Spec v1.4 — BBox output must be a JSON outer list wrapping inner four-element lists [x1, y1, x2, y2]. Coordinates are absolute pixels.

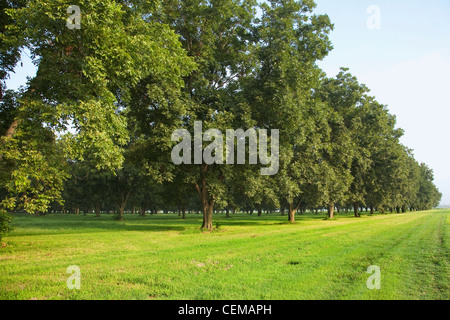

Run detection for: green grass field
[[1, 210, 448, 300]]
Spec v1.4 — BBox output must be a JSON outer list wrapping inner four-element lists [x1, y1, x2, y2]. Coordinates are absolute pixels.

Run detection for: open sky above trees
[[314, 0, 450, 205]]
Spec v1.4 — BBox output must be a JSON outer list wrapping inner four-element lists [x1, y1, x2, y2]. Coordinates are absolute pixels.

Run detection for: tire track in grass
[[356, 212, 447, 300], [165, 212, 433, 299], [1, 214, 423, 299], [109, 212, 430, 299], [312, 212, 445, 300], [263, 212, 435, 299], [50, 214, 405, 299], [1, 211, 445, 299], [434, 212, 450, 298], [397, 211, 449, 300], [259, 212, 434, 299]]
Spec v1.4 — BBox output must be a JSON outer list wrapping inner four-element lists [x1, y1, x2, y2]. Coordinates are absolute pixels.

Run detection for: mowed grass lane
[[0, 210, 448, 300]]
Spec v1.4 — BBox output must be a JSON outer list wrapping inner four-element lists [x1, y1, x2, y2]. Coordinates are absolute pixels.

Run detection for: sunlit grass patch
[[0, 210, 448, 300]]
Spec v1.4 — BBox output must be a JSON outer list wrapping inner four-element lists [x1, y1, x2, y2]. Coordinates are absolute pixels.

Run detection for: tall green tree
[[1, 0, 193, 213], [154, 0, 258, 230], [416, 163, 442, 210], [314, 69, 361, 218], [242, 0, 333, 223]]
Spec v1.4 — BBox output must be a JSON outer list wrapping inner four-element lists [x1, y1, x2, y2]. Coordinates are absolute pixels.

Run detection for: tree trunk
[[119, 203, 125, 221], [257, 206, 262, 217], [118, 193, 130, 221], [225, 207, 230, 218], [195, 166, 215, 231], [288, 203, 296, 223], [353, 202, 360, 217], [201, 203, 213, 230], [95, 204, 101, 217], [370, 206, 374, 215], [182, 207, 186, 220], [327, 203, 335, 219]]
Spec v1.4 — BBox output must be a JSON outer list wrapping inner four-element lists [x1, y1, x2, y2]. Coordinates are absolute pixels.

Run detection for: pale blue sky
[[314, 0, 450, 205], [5, 0, 450, 204]]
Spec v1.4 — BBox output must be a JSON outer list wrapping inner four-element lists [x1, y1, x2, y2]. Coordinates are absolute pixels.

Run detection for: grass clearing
[[0, 210, 448, 300]]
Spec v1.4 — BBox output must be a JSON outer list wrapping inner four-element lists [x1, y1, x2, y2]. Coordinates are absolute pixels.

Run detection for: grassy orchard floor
[[0, 210, 448, 300]]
